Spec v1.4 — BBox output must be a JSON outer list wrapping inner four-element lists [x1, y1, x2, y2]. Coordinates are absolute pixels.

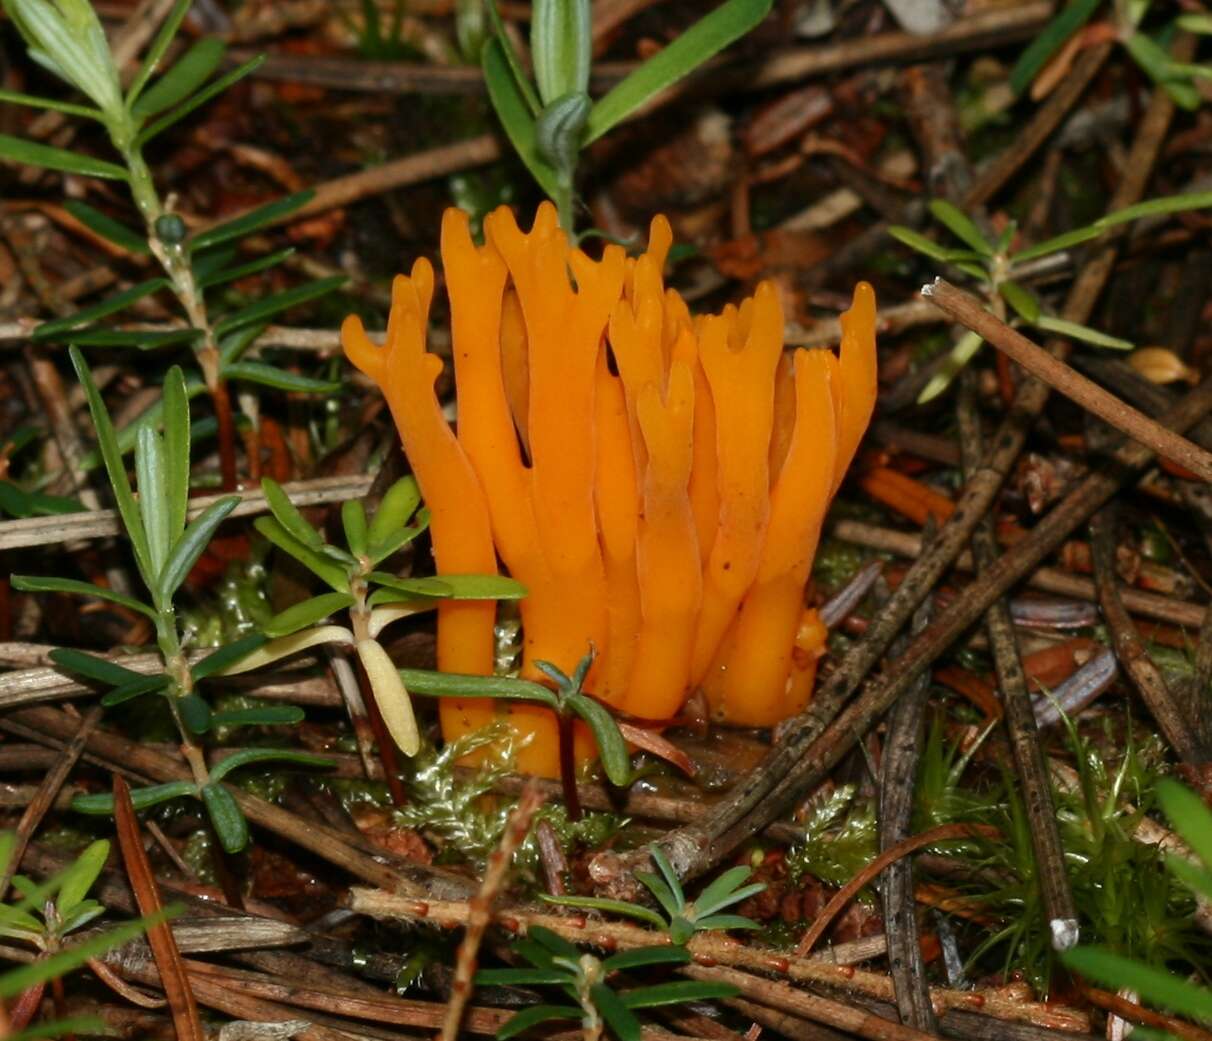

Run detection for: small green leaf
[[201, 783, 249, 853], [888, 226, 984, 266], [1158, 779, 1212, 868], [367, 476, 421, 544], [1176, 13, 1212, 33], [100, 673, 170, 706], [538, 893, 667, 930], [192, 191, 315, 252], [62, 200, 149, 254], [72, 780, 197, 815], [264, 592, 356, 637], [483, 0, 541, 114], [0, 88, 100, 119], [917, 330, 983, 404], [135, 425, 170, 578], [483, 37, 561, 201], [585, 0, 771, 143], [527, 924, 581, 960], [367, 574, 453, 598], [208, 748, 333, 784], [197, 246, 295, 290], [125, 0, 191, 107], [565, 693, 630, 786], [634, 871, 680, 920], [12, 575, 155, 618], [494, 1006, 579, 1039], [65, 328, 203, 350], [0, 133, 128, 180], [222, 360, 341, 394], [648, 845, 684, 909], [1123, 32, 1202, 111], [32, 279, 168, 341], [190, 633, 269, 680], [400, 668, 559, 708], [161, 366, 191, 545], [55, 839, 109, 915], [255, 515, 349, 594], [1009, 224, 1104, 263], [601, 947, 690, 973], [532, 0, 590, 105], [693, 864, 756, 917], [260, 478, 324, 548], [591, 983, 642, 1041], [210, 705, 305, 727], [218, 322, 267, 365], [1008, 0, 1101, 95], [1095, 190, 1212, 230], [366, 521, 428, 567], [341, 499, 368, 558], [47, 647, 146, 687], [179, 692, 212, 734], [619, 980, 740, 1009], [132, 36, 226, 117], [214, 275, 346, 336], [158, 496, 240, 602], [0, 482, 82, 518], [997, 281, 1040, 323], [1034, 315, 1133, 350], [59, 899, 105, 935], [928, 199, 993, 256], [693, 913, 762, 931], [136, 53, 267, 146]]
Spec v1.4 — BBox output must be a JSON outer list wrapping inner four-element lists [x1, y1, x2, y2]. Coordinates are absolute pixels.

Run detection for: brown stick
[[923, 279, 1212, 483], [441, 784, 544, 1041], [957, 377, 1079, 951], [1090, 507, 1205, 762], [113, 776, 204, 1041]]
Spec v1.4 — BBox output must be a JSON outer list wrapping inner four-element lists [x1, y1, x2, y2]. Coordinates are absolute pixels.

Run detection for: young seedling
[[891, 190, 1212, 402], [482, 0, 772, 230], [402, 648, 632, 821], [11, 350, 329, 853], [542, 843, 766, 944], [0, 834, 173, 1032], [475, 924, 738, 1041], [0, 0, 343, 487], [224, 475, 526, 760]]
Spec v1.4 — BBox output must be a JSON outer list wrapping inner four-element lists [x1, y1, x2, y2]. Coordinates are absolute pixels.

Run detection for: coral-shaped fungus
[[342, 204, 876, 778]]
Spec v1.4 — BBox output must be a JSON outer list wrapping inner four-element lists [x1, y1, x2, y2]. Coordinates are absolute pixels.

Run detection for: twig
[[0, 474, 373, 551], [958, 376, 1078, 951], [195, 137, 501, 232], [830, 519, 1205, 629], [441, 784, 544, 1041], [962, 42, 1113, 209], [1080, 986, 1212, 1041], [877, 595, 937, 1033], [1090, 507, 1205, 762], [113, 775, 204, 1041], [922, 278, 1212, 484]]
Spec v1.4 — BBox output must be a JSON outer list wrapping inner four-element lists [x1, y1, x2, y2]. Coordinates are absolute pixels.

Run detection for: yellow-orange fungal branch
[[343, 203, 878, 776]]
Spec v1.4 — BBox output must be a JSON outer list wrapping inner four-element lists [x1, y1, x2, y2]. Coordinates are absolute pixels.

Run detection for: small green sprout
[[476, 925, 738, 1041], [543, 843, 766, 944]]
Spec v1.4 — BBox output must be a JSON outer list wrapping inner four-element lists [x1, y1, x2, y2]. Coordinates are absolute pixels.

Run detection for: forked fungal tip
[[920, 277, 941, 297]]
